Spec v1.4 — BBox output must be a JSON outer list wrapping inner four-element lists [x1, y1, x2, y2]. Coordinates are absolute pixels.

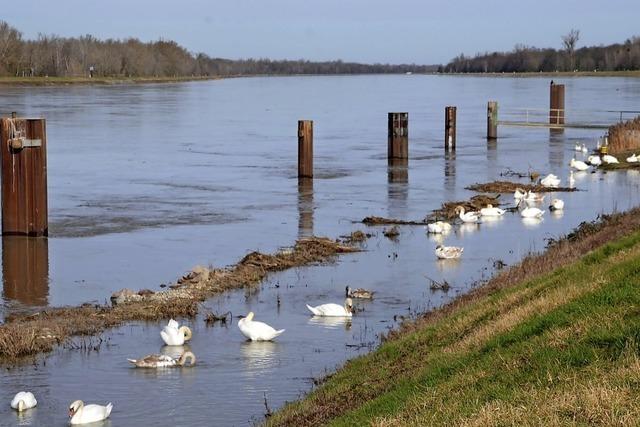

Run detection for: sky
[[2, 0, 639, 64]]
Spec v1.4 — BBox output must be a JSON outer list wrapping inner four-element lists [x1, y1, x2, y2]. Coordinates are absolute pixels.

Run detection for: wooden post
[[550, 83, 565, 125], [2, 236, 49, 305], [298, 120, 313, 178], [0, 117, 48, 236], [388, 112, 408, 159], [445, 106, 457, 150], [487, 101, 498, 139]]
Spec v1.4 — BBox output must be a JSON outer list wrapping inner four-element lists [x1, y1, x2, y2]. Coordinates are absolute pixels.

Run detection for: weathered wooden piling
[[298, 120, 313, 178], [388, 112, 408, 159], [0, 117, 48, 236], [2, 236, 49, 305], [487, 101, 498, 139], [550, 83, 565, 125], [445, 106, 457, 150]]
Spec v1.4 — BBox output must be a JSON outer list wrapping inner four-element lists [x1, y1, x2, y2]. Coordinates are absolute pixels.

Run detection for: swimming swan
[[540, 173, 561, 188], [602, 154, 619, 164], [128, 351, 196, 368], [480, 204, 506, 217], [521, 207, 545, 218], [160, 319, 192, 346], [435, 245, 463, 259], [454, 206, 479, 223], [10, 392, 37, 412], [307, 298, 353, 317], [570, 158, 590, 171], [626, 154, 639, 163], [69, 400, 112, 425], [238, 312, 285, 341], [550, 199, 565, 211], [587, 155, 602, 166], [514, 188, 527, 200]]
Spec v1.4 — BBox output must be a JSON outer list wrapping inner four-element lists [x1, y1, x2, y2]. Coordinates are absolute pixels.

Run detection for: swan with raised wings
[[160, 319, 192, 346]]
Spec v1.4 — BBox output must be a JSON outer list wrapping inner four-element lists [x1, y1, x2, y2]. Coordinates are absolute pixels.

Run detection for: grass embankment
[[0, 237, 360, 362], [269, 209, 640, 426], [0, 75, 221, 86]]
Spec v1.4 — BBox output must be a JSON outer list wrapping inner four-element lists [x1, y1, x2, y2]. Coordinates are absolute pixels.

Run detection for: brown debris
[[341, 230, 371, 244], [0, 236, 359, 363], [383, 226, 400, 239], [429, 195, 501, 221], [466, 181, 576, 194], [362, 216, 426, 226]]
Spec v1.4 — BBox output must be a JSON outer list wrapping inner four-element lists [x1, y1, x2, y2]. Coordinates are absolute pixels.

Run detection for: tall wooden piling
[[487, 101, 498, 139], [388, 112, 408, 159], [298, 120, 313, 178], [445, 106, 457, 150], [0, 117, 48, 236], [550, 83, 565, 125]]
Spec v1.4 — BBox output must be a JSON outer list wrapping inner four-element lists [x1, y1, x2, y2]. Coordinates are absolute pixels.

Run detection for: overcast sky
[[3, 0, 638, 64]]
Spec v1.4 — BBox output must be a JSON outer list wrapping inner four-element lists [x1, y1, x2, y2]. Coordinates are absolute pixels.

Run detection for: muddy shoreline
[[0, 236, 361, 363]]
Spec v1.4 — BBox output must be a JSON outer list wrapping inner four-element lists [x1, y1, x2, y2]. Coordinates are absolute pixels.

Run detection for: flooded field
[[1, 75, 640, 425]]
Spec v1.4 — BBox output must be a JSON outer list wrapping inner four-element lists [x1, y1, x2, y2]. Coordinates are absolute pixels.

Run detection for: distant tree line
[[0, 21, 435, 78], [442, 30, 640, 73]]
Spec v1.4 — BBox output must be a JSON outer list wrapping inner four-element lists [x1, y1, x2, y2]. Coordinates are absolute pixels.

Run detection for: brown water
[[1, 75, 639, 426]]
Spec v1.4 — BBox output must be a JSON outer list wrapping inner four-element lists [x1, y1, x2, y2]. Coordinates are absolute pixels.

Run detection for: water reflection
[[297, 178, 314, 238], [548, 129, 565, 170], [522, 217, 544, 227], [486, 139, 498, 175], [387, 158, 408, 217], [2, 237, 49, 306], [240, 341, 282, 374], [444, 151, 456, 193], [159, 344, 192, 359], [307, 315, 352, 330]]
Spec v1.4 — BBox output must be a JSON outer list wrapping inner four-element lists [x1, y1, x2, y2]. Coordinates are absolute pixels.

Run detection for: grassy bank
[[0, 75, 221, 86], [268, 209, 640, 426]]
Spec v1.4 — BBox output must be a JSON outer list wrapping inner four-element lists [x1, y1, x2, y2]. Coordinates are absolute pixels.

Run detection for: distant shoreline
[[0, 70, 639, 87]]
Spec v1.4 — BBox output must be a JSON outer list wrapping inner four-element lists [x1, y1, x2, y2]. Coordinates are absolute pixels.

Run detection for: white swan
[[570, 158, 590, 171], [128, 351, 196, 368], [480, 204, 506, 217], [454, 206, 479, 223], [307, 298, 353, 317], [238, 312, 285, 341], [587, 155, 602, 166], [550, 199, 565, 211], [581, 144, 588, 154], [11, 392, 37, 412], [524, 191, 545, 202], [540, 174, 561, 188], [426, 221, 452, 234], [574, 143, 583, 152], [69, 400, 113, 425], [521, 207, 545, 218], [160, 319, 192, 346], [514, 188, 527, 200], [602, 154, 619, 164], [435, 245, 463, 259], [626, 154, 639, 163]]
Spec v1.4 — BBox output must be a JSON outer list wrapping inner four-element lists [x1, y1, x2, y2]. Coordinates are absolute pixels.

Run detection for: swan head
[[178, 351, 196, 366], [454, 205, 464, 214], [178, 326, 192, 341], [485, 204, 493, 208], [245, 312, 255, 321], [17, 400, 26, 412], [344, 298, 354, 313], [69, 400, 83, 418]]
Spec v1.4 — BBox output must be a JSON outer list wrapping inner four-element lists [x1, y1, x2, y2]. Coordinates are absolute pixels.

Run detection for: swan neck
[[179, 326, 192, 341], [179, 351, 196, 366]]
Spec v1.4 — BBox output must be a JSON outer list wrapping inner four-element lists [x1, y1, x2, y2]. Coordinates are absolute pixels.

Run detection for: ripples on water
[[1, 75, 640, 425]]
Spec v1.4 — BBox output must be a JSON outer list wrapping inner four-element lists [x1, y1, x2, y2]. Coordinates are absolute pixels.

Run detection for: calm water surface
[[0, 75, 639, 426]]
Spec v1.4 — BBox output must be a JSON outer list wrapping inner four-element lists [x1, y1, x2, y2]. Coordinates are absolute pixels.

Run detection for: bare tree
[[562, 29, 581, 70]]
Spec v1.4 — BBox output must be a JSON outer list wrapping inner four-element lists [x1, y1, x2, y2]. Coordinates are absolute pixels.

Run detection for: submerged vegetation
[[268, 208, 640, 426], [0, 237, 361, 362]]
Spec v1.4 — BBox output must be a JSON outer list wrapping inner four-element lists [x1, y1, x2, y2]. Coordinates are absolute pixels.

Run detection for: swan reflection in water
[[160, 344, 192, 359], [550, 209, 565, 219], [522, 217, 544, 228], [307, 315, 352, 331], [240, 341, 283, 375], [480, 215, 504, 228], [456, 222, 479, 237]]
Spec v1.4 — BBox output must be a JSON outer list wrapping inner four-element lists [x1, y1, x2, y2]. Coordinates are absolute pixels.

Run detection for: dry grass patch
[[608, 115, 640, 154], [466, 180, 576, 194]]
